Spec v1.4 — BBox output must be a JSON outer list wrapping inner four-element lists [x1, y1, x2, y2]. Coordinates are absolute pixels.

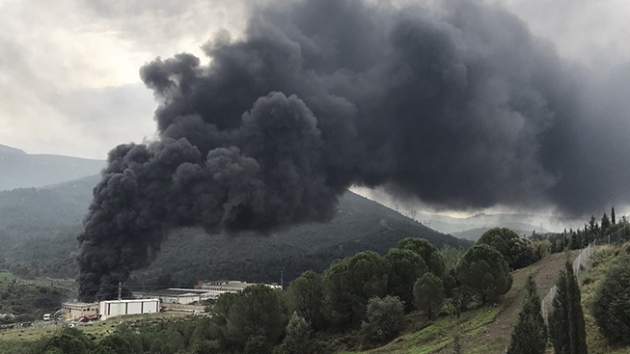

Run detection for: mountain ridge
[[0, 144, 104, 191]]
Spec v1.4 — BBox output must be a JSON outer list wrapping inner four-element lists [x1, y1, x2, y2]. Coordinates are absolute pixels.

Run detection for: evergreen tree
[[548, 262, 588, 354], [601, 213, 611, 233], [611, 206, 616, 225], [456, 244, 512, 305], [287, 270, 326, 330], [588, 216, 596, 234], [566, 264, 587, 354], [507, 275, 547, 354], [385, 248, 428, 312], [549, 269, 569, 354], [591, 254, 630, 344], [397, 238, 446, 277], [284, 312, 312, 354], [360, 296, 406, 343], [413, 273, 445, 320]]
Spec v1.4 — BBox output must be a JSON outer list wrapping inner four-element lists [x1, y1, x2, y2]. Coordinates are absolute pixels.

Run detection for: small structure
[[99, 299, 160, 320], [61, 302, 98, 321]]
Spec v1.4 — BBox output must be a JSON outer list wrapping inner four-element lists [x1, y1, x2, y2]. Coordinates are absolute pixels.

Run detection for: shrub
[[477, 228, 537, 269], [360, 296, 405, 343], [244, 335, 271, 354], [283, 312, 312, 354], [591, 254, 630, 344]]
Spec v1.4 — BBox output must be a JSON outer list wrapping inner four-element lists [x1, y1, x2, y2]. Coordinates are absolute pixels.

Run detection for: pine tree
[[611, 206, 616, 225], [507, 275, 547, 354], [601, 213, 610, 233], [548, 262, 588, 354], [549, 269, 570, 354]]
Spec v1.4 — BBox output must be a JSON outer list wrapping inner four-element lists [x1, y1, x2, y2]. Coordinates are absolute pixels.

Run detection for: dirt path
[[440, 251, 578, 353]]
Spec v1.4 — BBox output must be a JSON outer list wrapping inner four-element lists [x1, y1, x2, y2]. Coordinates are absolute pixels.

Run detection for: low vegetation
[[0, 272, 74, 324]]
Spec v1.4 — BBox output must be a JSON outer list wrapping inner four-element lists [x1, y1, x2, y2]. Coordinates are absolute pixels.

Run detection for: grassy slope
[[4, 247, 629, 354], [343, 245, 630, 354], [0, 313, 188, 354], [0, 272, 75, 321], [340, 251, 576, 354]]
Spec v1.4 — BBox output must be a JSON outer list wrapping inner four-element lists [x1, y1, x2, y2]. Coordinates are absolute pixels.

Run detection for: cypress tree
[[565, 263, 587, 354], [549, 269, 570, 354], [507, 275, 547, 354], [548, 262, 588, 354], [601, 213, 611, 233], [611, 206, 616, 225]]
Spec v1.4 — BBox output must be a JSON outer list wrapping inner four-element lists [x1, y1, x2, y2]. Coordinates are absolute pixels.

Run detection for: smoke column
[[77, 0, 629, 301]]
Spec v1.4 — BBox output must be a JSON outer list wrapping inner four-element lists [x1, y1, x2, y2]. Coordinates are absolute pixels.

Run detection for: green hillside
[[0, 176, 472, 287]]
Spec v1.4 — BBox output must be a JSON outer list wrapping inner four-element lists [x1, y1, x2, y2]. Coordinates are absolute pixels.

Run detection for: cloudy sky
[[0, 0, 628, 159]]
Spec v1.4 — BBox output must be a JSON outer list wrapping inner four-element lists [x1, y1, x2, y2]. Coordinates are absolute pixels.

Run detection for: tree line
[[537, 207, 630, 253], [33, 228, 548, 354]]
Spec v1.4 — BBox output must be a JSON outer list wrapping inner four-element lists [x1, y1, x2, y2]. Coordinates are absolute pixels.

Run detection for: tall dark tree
[[549, 268, 570, 354], [601, 213, 611, 233], [548, 262, 588, 354], [588, 216, 597, 234], [287, 270, 326, 330], [611, 206, 616, 225], [322, 251, 389, 327], [507, 275, 547, 354], [384, 248, 428, 312]]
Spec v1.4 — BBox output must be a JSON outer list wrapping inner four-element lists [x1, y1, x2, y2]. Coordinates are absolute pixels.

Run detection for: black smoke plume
[[77, 0, 629, 301]]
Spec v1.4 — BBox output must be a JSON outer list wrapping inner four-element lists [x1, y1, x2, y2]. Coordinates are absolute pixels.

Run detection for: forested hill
[[0, 174, 472, 286], [0, 144, 103, 191], [130, 192, 472, 288]]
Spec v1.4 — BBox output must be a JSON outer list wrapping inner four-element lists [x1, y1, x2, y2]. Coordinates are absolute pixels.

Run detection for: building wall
[[99, 299, 159, 320], [62, 304, 98, 321]]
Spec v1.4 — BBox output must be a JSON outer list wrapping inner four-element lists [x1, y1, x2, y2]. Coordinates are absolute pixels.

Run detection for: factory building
[[135, 288, 210, 304], [194, 280, 282, 293], [99, 299, 160, 320], [61, 302, 98, 321]]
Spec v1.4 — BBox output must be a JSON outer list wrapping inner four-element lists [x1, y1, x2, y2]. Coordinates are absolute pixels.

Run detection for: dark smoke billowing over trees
[[77, 0, 630, 301]]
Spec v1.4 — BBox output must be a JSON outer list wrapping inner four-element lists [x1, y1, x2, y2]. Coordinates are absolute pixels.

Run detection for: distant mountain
[[0, 174, 472, 285], [451, 226, 552, 242], [0, 144, 104, 191], [417, 212, 570, 237]]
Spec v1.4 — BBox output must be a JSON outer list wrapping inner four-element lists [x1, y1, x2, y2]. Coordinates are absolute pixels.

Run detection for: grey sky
[[0, 0, 628, 159]]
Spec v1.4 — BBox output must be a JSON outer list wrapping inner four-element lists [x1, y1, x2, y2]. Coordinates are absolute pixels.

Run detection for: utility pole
[[118, 282, 122, 300]]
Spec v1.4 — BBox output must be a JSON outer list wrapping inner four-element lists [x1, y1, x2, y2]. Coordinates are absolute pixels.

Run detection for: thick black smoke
[[77, 0, 629, 301]]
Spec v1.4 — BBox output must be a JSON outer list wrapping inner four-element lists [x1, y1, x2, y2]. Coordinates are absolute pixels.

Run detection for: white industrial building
[[194, 280, 282, 293], [135, 288, 209, 304], [99, 299, 160, 320]]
